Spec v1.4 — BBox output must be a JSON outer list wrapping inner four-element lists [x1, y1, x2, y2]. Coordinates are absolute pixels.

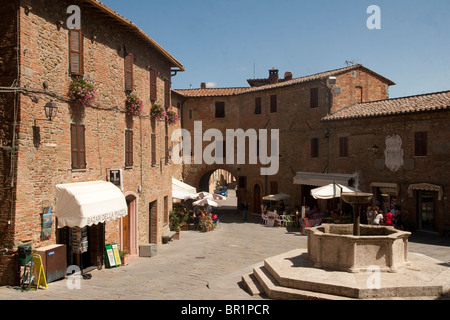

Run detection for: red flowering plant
[[150, 103, 167, 121], [165, 110, 180, 126], [125, 93, 143, 116], [68, 77, 97, 107]]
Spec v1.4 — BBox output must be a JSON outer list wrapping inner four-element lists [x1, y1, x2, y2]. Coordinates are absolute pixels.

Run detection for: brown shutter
[[124, 53, 134, 91], [164, 79, 171, 108], [71, 124, 86, 169], [78, 125, 86, 169], [310, 88, 319, 108], [125, 130, 133, 167], [69, 29, 83, 76], [150, 69, 158, 101], [415, 132, 427, 156], [71, 124, 78, 169], [270, 95, 277, 113], [151, 133, 157, 166]]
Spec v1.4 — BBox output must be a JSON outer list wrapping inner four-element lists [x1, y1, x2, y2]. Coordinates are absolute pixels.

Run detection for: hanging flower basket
[[125, 93, 143, 116], [165, 110, 180, 126], [150, 103, 167, 121], [68, 77, 97, 107]]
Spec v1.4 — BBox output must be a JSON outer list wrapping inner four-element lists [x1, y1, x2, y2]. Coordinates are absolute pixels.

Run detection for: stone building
[[173, 65, 450, 235], [0, 0, 183, 286]]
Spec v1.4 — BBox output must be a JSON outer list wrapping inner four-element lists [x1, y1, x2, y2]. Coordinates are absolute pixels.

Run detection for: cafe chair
[[261, 213, 268, 225]]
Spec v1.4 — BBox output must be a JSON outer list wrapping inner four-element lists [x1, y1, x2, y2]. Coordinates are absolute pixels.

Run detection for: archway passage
[[198, 169, 236, 193]]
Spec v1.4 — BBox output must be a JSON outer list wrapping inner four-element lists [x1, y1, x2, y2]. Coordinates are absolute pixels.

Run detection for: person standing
[[243, 201, 249, 222]]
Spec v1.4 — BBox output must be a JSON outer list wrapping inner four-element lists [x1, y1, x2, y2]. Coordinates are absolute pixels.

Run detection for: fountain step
[[242, 249, 449, 300], [249, 265, 352, 300]]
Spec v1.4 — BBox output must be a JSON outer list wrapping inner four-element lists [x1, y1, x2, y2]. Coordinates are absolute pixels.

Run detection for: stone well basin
[[306, 224, 411, 273]]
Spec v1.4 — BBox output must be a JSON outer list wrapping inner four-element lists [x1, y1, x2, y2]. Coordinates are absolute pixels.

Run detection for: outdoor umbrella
[[193, 198, 220, 207], [311, 184, 356, 200], [262, 193, 290, 201]]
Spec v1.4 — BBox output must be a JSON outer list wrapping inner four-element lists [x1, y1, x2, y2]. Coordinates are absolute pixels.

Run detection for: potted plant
[[169, 210, 189, 238], [125, 93, 143, 116], [68, 77, 97, 107], [150, 103, 167, 121], [120, 250, 129, 265], [165, 110, 180, 126]]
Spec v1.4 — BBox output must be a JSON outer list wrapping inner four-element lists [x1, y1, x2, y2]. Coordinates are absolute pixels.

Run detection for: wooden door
[[123, 201, 131, 252]]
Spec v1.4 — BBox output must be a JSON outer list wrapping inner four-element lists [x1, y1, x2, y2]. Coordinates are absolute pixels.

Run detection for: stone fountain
[[307, 191, 411, 273]]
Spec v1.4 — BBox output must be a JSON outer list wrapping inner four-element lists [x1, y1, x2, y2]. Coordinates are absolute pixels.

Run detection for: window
[[125, 129, 133, 168], [270, 95, 277, 113], [355, 86, 363, 103], [254, 97, 262, 115], [124, 53, 134, 92], [415, 132, 428, 156], [165, 123, 169, 165], [150, 69, 158, 102], [189, 109, 193, 119], [70, 124, 86, 170], [311, 138, 319, 158], [215, 102, 225, 118], [164, 79, 171, 108], [151, 119, 157, 166], [69, 29, 83, 76], [310, 88, 319, 108], [164, 196, 169, 225], [339, 137, 349, 158]]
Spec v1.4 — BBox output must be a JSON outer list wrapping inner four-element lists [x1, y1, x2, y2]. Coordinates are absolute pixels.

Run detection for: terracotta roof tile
[[173, 87, 250, 97], [174, 65, 395, 98], [322, 90, 450, 121]]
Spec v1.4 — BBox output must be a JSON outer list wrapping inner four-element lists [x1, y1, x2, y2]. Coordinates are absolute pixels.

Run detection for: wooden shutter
[[71, 124, 86, 170], [69, 29, 83, 76], [151, 133, 157, 166], [339, 137, 349, 158], [150, 69, 158, 101], [311, 138, 319, 158], [255, 97, 262, 115], [270, 95, 277, 113], [310, 88, 319, 108], [215, 102, 225, 118], [164, 79, 171, 108], [124, 53, 134, 91], [415, 132, 427, 156], [125, 130, 133, 167]]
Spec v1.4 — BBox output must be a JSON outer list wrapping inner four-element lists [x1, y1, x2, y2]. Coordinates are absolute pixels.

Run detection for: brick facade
[[174, 66, 450, 235], [0, 0, 183, 286]]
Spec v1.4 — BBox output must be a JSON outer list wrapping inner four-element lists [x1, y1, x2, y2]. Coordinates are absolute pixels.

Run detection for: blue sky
[[102, 0, 450, 98]]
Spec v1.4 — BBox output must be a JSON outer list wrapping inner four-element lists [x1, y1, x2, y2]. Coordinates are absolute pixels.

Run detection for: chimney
[[284, 71, 293, 81], [268, 68, 279, 84], [201, 82, 206, 89]]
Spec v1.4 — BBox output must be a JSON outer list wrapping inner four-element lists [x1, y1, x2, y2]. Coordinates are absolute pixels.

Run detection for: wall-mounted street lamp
[[44, 101, 58, 121], [372, 144, 379, 155]]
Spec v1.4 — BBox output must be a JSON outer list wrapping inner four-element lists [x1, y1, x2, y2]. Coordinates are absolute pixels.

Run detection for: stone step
[[241, 272, 265, 297], [252, 265, 353, 300]]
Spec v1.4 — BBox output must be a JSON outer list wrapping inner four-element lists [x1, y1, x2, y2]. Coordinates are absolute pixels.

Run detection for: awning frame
[[408, 183, 443, 201]]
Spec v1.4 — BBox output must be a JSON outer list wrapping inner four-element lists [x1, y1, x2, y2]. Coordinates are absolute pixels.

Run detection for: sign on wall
[[109, 169, 123, 191]]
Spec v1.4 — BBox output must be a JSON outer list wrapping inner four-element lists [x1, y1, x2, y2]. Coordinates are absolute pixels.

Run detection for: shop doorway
[[123, 195, 138, 256], [418, 192, 436, 231], [149, 200, 158, 244], [57, 223, 105, 272]]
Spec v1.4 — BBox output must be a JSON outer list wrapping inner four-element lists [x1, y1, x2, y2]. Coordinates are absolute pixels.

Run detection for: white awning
[[311, 184, 357, 200], [55, 181, 128, 228], [293, 172, 355, 187], [408, 183, 443, 201], [262, 193, 291, 201], [172, 178, 197, 194]]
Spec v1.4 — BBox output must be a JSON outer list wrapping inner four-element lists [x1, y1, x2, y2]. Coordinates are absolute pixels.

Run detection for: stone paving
[[0, 210, 449, 301]]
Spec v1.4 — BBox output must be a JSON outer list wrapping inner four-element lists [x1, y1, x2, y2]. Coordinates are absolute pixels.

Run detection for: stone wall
[[0, 0, 182, 285]]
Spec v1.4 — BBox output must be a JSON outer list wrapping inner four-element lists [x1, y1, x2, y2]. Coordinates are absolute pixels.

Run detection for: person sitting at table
[[211, 213, 219, 224], [373, 210, 384, 225]]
